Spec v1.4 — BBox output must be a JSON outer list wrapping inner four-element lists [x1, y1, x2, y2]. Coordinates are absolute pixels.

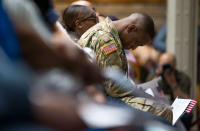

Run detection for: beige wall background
[[54, 0, 199, 32]]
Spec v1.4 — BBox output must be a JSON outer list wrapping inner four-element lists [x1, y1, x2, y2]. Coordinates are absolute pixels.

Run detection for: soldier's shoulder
[[97, 32, 115, 44]]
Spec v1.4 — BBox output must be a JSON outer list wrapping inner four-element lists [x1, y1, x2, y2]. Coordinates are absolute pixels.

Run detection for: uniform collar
[[103, 17, 119, 38]]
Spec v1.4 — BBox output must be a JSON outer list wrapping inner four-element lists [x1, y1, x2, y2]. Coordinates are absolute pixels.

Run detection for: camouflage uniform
[[78, 17, 173, 122]]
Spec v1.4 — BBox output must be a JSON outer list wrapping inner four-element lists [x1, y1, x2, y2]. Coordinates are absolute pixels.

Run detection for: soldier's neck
[[113, 21, 124, 35]]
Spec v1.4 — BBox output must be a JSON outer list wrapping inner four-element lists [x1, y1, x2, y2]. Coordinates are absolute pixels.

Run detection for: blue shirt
[[0, 1, 21, 61]]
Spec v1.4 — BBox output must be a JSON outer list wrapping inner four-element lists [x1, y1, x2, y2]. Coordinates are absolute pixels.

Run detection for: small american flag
[[184, 99, 197, 113], [102, 43, 117, 55]]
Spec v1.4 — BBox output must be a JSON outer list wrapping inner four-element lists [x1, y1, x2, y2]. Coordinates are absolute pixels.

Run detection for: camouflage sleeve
[[91, 33, 132, 97]]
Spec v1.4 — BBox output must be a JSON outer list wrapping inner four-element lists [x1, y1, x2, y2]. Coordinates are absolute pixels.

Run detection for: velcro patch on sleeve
[[101, 42, 117, 55]]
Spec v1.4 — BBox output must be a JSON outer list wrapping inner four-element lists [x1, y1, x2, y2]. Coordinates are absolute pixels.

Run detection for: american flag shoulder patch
[[102, 42, 117, 55]]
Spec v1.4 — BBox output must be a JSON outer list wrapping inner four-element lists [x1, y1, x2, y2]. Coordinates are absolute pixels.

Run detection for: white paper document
[[171, 98, 195, 125]]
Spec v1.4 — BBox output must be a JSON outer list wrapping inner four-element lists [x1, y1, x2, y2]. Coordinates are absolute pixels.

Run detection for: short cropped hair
[[141, 13, 155, 39], [62, 5, 96, 32]]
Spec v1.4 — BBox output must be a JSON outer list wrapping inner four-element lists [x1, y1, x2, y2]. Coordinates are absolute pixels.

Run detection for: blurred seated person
[[7, 0, 106, 105], [131, 44, 160, 83], [146, 52, 190, 101], [146, 52, 192, 129], [32, 0, 105, 103], [3, 0, 104, 85], [0, 1, 86, 130], [62, 5, 98, 42]]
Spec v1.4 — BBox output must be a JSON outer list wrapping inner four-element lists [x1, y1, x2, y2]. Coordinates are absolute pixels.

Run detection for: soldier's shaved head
[[127, 13, 155, 39], [113, 13, 155, 50]]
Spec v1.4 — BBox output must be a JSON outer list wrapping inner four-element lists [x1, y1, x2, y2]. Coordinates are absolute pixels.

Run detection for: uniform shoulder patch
[[101, 41, 117, 55]]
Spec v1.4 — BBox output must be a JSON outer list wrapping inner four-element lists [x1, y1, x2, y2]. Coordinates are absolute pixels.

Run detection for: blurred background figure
[[4, 0, 104, 84], [0, 0, 88, 130], [147, 52, 191, 101], [131, 44, 160, 83], [146, 52, 192, 130]]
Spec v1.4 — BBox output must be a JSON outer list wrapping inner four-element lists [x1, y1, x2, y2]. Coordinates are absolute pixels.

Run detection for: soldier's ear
[[127, 24, 137, 33]]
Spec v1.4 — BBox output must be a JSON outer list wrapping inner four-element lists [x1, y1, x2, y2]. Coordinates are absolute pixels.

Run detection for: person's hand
[[50, 28, 105, 85], [52, 40, 104, 85], [16, 23, 63, 70]]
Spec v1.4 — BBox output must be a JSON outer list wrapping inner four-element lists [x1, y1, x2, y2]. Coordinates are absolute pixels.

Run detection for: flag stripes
[[184, 99, 197, 113]]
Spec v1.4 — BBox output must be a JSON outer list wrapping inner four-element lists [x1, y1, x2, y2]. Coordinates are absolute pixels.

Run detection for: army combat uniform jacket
[[79, 18, 172, 122]]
